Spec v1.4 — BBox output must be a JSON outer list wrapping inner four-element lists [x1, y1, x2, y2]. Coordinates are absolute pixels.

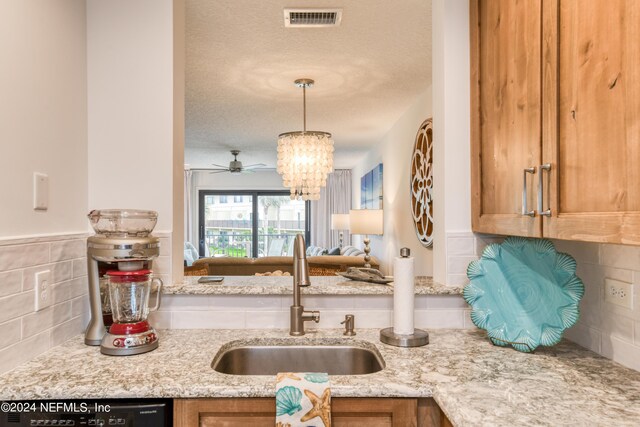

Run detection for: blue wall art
[[360, 163, 383, 209]]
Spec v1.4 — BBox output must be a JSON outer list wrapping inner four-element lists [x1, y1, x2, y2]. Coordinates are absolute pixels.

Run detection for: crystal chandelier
[[277, 79, 334, 201]]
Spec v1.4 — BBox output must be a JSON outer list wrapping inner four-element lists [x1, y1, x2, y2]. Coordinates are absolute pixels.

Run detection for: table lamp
[[349, 209, 383, 268], [331, 214, 350, 249]]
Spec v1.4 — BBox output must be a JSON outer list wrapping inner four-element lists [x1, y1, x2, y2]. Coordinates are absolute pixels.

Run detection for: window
[[199, 191, 310, 258]]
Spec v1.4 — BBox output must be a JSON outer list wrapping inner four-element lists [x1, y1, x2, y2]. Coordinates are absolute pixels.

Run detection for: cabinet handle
[[538, 163, 552, 217], [522, 167, 536, 217]]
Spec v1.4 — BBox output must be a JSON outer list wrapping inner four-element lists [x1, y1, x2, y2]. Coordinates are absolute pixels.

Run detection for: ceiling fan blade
[[240, 169, 256, 174], [243, 163, 267, 169], [209, 170, 230, 174], [190, 168, 227, 172]]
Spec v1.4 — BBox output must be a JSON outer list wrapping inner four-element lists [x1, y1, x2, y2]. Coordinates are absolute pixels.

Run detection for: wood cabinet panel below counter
[[174, 397, 452, 427]]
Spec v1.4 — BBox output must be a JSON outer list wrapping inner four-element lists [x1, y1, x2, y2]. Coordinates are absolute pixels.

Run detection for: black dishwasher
[[0, 399, 172, 427]]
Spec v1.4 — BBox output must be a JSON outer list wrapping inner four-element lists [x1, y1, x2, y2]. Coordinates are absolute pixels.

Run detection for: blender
[[102, 268, 163, 355], [85, 209, 164, 356]]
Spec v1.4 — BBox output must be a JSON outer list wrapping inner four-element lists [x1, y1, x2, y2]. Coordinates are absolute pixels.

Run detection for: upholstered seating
[[191, 253, 379, 276]]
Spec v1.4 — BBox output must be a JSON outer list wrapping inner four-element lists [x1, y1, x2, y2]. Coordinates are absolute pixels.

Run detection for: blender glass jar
[[106, 270, 162, 324], [99, 276, 113, 324]]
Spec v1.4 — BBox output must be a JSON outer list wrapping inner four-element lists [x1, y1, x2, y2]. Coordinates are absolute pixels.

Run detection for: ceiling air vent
[[284, 8, 343, 28]]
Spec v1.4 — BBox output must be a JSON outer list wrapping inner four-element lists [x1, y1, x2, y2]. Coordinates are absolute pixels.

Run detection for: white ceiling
[[185, 0, 432, 169]]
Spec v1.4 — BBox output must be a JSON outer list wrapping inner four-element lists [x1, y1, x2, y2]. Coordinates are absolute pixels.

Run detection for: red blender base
[[100, 320, 159, 356]]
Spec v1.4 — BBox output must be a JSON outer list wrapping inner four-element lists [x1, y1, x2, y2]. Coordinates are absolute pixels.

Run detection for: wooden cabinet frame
[[174, 397, 451, 427]]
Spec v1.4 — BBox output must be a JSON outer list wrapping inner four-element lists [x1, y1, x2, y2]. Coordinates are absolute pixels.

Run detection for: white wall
[[352, 88, 433, 275], [87, 0, 175, 233], [172, 0, 186, 286], [0, 0, 88, 238], [87, 0, 182, 281], [191, 169, 285, 192], [0, 1, 90, 375], [432, 0, 472, 285]]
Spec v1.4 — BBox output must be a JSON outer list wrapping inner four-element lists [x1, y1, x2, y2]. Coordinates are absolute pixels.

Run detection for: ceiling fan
[[205, 150, 267, 174]]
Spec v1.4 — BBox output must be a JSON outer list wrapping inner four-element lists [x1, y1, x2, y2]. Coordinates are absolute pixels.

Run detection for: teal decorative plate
[[464, 237, 584, 353]]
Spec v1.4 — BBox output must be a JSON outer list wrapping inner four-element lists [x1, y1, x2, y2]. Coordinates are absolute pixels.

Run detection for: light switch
[[33, 172, 49, 211]]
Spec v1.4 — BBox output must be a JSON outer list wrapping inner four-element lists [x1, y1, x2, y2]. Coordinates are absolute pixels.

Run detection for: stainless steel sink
[[212, 343, 385, 375]]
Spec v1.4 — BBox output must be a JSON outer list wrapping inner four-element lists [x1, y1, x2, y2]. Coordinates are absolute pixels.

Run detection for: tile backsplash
[[446, 231, 640, 372], [149, 293, 473, 331], [445, 231, 502, 286], [0, 234, 90, 375], [555, 240, 640, 372]]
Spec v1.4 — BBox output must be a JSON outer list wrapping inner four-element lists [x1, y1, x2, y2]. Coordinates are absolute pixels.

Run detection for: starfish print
[[276, 373, 301, 382], [276, 423, 291, 427], [300, 388, 331, 427]]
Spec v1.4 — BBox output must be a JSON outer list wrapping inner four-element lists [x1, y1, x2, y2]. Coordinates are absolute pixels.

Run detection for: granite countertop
[[165, 275, 463, 296], [1, 329, 639, 426]]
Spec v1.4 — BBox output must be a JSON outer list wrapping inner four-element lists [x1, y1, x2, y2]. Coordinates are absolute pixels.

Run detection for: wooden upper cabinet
[[542, 0, 640, 244], [471, 0, 640, 245], [470, 0, 543, 237]]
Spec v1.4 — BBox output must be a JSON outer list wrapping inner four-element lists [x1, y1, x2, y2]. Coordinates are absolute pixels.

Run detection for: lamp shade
[[349, 209, 383, 235], [331, 214, 350, 230]]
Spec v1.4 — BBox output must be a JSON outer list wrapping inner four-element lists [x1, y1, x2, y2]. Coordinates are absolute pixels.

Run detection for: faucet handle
[[341, 314, 356, 336], [301, 310, 320, 323]]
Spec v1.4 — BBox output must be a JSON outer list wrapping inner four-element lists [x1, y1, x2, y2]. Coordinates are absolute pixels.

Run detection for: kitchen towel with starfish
[[275, 372, 331, 427]]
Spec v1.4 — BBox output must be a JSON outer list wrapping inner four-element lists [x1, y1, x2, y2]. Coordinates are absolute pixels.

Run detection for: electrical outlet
[[34, 270, 52, 312], [604, 278, 633, 309]]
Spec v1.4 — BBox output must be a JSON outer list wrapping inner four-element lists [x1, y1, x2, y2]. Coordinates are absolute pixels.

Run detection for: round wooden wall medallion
[[410, 118, 433, 247]]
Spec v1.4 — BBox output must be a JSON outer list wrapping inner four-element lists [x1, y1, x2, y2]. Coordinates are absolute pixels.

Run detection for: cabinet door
[[542, 0, 640, 244], [470, 0, 543, 236], [174, 398, 421, 427]]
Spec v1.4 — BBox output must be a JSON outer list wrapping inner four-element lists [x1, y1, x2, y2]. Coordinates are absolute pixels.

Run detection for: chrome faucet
[[290, 234, 320, 336]]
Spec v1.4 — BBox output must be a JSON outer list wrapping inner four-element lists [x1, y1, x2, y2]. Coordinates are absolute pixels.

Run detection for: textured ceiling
[[185, 0, 432, 168]]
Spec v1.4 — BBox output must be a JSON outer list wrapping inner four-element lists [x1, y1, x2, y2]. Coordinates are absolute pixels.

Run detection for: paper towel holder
[[380, 248, 429, 347], [380, 327, 429, 347]]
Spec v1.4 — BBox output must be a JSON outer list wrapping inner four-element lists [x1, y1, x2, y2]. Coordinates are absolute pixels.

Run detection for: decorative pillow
[[306, 246, 328, 256], [184, 242, 199, 266], [341, 245, 365, 257], [327, 247, 341, 255]]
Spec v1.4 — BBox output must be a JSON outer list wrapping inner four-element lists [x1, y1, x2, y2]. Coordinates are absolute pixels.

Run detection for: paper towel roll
[[393, 254, 415, 335]]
